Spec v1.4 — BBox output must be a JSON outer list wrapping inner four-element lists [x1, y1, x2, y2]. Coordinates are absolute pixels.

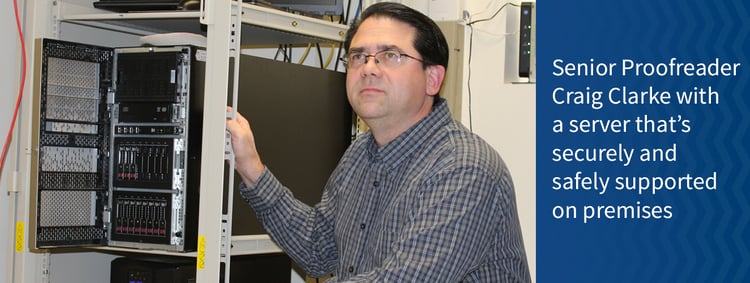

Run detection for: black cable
[[335, 0, 360, 72], [316, 43, 324, 69], [464, 1, 520, 132], [334, 42, 344, 72], [466, 2, 520, 25], [287, 44, 293, 63], [356, 0, 362, 24], [343, 0, 353, 24], [274, 44, 283, 61], [467, 25, 475, 132], [284, 45, 290, 62]]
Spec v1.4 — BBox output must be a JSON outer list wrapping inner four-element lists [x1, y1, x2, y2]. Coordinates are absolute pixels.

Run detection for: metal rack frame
[[13, 1, 348, 282]]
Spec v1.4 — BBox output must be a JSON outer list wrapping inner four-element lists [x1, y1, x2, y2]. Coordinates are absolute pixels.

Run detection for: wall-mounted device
[[30, 39, 204, 252], [518, 1, 536, 81]]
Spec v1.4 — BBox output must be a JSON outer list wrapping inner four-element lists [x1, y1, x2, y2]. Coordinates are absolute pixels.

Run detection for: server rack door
[[30, 39, 114, 249]]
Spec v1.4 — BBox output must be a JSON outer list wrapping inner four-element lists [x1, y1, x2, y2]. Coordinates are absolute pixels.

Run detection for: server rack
[[30, 39, 204, 252]]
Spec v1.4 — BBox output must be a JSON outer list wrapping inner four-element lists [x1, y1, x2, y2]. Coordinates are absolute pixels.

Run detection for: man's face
[[345, 17, 439, 131]]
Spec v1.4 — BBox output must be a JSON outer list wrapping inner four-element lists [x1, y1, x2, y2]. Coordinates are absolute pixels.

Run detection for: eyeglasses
[[342, 50, 424, 69]]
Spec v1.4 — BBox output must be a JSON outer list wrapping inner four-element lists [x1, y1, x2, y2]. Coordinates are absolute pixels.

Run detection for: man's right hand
[[225, 107, 265, 186]]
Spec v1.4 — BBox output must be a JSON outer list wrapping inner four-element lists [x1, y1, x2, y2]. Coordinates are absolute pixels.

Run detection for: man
[[226, 2, 530, 282]]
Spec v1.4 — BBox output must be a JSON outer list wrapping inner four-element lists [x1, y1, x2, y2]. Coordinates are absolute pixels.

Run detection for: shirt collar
[[366, 98, 451, 167]]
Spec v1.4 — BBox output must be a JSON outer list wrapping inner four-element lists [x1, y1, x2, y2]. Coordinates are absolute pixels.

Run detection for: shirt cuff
[[238, 167, 286, 213]]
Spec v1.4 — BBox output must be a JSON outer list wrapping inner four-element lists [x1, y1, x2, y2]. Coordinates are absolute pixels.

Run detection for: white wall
[[2, 0, 22, 281], [458, 1, 536, 281]]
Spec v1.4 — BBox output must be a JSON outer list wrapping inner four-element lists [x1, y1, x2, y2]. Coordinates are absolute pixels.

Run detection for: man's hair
[[344, 2, 449, 72]]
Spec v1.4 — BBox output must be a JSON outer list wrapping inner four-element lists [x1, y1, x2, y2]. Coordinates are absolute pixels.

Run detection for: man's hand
[[225, 107, 265, 185]]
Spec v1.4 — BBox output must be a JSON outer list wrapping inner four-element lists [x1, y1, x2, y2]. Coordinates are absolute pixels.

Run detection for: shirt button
[[360, 223, 366, 229], [348, 266, 354, 273], [373, 181, 380, 187]]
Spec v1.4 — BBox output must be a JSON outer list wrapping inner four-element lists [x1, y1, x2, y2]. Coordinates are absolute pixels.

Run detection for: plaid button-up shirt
[[240, 99, 530, 282]]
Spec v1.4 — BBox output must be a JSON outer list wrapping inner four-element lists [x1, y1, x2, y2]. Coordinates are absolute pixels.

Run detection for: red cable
[[0, 0, 27, 175]]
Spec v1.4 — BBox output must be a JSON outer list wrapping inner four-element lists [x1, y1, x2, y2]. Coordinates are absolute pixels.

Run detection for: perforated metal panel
[[39, 190, 97, 227], [38, 172, 99, 190], [40, 146, 98, 172], [32, 39, 112, 248]]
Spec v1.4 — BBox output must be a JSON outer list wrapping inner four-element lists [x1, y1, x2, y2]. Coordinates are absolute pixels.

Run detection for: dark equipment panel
[[110, 253, 292, 283], [229, 55, 352, 235]]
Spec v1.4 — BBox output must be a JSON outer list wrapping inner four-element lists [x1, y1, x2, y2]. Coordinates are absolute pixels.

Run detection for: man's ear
[[425, 65, 446, 96]]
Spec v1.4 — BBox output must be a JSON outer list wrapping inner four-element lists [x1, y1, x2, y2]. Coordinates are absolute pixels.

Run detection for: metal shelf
[[89, 235, 282, 257], [60, 3, 347, 45]]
